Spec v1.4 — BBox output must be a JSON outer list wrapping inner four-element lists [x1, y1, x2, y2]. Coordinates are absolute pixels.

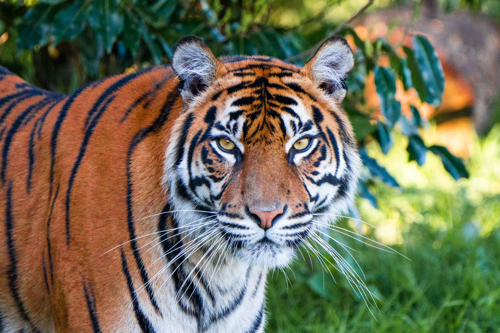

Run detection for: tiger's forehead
[[210, 61, 319, 146]]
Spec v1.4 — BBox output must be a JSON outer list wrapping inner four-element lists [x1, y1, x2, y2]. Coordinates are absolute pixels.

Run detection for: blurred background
[[1, 0, 500, 331]]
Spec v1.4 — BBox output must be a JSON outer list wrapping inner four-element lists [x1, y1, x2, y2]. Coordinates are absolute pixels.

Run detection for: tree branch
[[285, 0, 375, 63]]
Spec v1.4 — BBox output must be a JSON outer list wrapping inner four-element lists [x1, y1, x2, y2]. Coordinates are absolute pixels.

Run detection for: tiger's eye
[[218, 137, 236, 151], [293, 138, 310, 151]]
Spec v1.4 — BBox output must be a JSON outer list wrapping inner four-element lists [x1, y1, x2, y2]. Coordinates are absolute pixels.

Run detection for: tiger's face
[[166, 36, 360, 268]]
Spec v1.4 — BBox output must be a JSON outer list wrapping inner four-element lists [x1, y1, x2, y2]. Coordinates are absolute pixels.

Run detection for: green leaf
[[76, 28, 104, 78], [407, 135, 427, 165], [412, 35, 445, 106], [374, 66, 401, 128], [410, 105, 423, 128], [374, 37, 393, 54], [346, 71, 365, 94], [88, 0, 124, 53], [17, 5, 55, 50], [404, 46, 427, 103], [389, 55, 413, 90], [429, 145, 469, 180], [358, 181, 378, 208], [139, 22, 162, 65], [374, 121, 393, 155], [349, 112, 375, 142], [360, 149, 399, 188], [158, 36, 173, 59], [121, 13, 141, 56], [52, 1, 89, 44]]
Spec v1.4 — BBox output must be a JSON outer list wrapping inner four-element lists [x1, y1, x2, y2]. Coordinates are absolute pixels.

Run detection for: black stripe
[[5, 182, 40, 332], [83, 278, 102, 333], [282, 221, 311, 230], [204, 267, 252, 329], [270, 72, 293, 77], [211, 91, 223, 101], [300, 120, 313, 133], [289, 210, 310, 219], [50, 84, 90, 198], [305, 173, 340, 186], [125, 87, 180, 314], [28, 119, 42, 192], [252, 272, 263, 297], [327, 128, 341, 176], [1, 96, 55, 183], [245, 301, 265, 333], [27, 101, 59, 192], [331, 111, 354, 147], [312, 106, 323, 124], [121, 249, 155, 333], [175, 113, 194, 167], [204, 106, 217, 125], [0, 90, 46, 127], [47, 186, 59, 285], [158, 206, 203, 320], [232, 96, 255, 107], [187, 130, 202, 194], [84, 68, 155, 132], [65, 95, 116, 245], [226, 81, 252, 95], [120, 76, 170, 122], [230, 64, 295, 72], [313, 144, 327, 167], [42, 255, 50, 293]]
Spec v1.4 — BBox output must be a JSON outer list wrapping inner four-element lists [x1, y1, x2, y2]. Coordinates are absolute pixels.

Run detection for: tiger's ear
[[172, 36, 227, 101], [300, 36, 354, 102]]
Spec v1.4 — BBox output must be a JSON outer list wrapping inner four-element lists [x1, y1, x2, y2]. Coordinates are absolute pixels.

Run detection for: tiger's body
[[0, 36, 360, 332]]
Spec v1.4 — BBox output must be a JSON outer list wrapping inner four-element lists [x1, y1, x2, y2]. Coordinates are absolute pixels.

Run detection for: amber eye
[[218, 137, 236, 151], [293, 137, 310, 151]]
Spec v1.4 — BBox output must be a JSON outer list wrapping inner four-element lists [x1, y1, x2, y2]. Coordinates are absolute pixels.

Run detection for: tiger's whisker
[[152, 227, 221, 298], [140, 218, 218, 256], [313, 220, 409, 260], [179, 235, 224, 302], [134, 224, 220, 297], [313, 227, 365, 279], [312, 213, 379, 230], [102, 215, 217, 256], [308, 232, 380, 315]]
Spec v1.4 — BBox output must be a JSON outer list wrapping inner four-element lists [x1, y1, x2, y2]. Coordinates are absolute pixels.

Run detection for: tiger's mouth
[[218, 211, 313, 268]]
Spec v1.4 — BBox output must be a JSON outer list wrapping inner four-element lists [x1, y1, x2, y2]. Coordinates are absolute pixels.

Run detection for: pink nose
[[249, 208, 284, 230]]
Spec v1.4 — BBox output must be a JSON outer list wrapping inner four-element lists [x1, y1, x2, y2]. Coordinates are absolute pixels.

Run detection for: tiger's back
[[0, 36, 360, 332]]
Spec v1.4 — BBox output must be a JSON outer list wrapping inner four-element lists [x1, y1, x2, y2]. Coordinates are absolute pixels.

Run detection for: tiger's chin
[[235, 239, 298, 268]]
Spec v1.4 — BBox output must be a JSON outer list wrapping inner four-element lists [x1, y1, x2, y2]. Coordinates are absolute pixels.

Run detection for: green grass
[[266, 126, 500, 332]]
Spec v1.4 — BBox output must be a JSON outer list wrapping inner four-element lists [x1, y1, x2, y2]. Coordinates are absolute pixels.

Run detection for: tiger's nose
[[249, 208, 284, 230]]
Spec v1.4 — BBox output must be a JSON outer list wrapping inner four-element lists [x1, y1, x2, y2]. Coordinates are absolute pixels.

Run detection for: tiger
[[0, 35, 360, 332]]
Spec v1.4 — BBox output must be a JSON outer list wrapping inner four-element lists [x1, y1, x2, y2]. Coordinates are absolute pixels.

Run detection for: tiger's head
[[165, 36, 361, 268]]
